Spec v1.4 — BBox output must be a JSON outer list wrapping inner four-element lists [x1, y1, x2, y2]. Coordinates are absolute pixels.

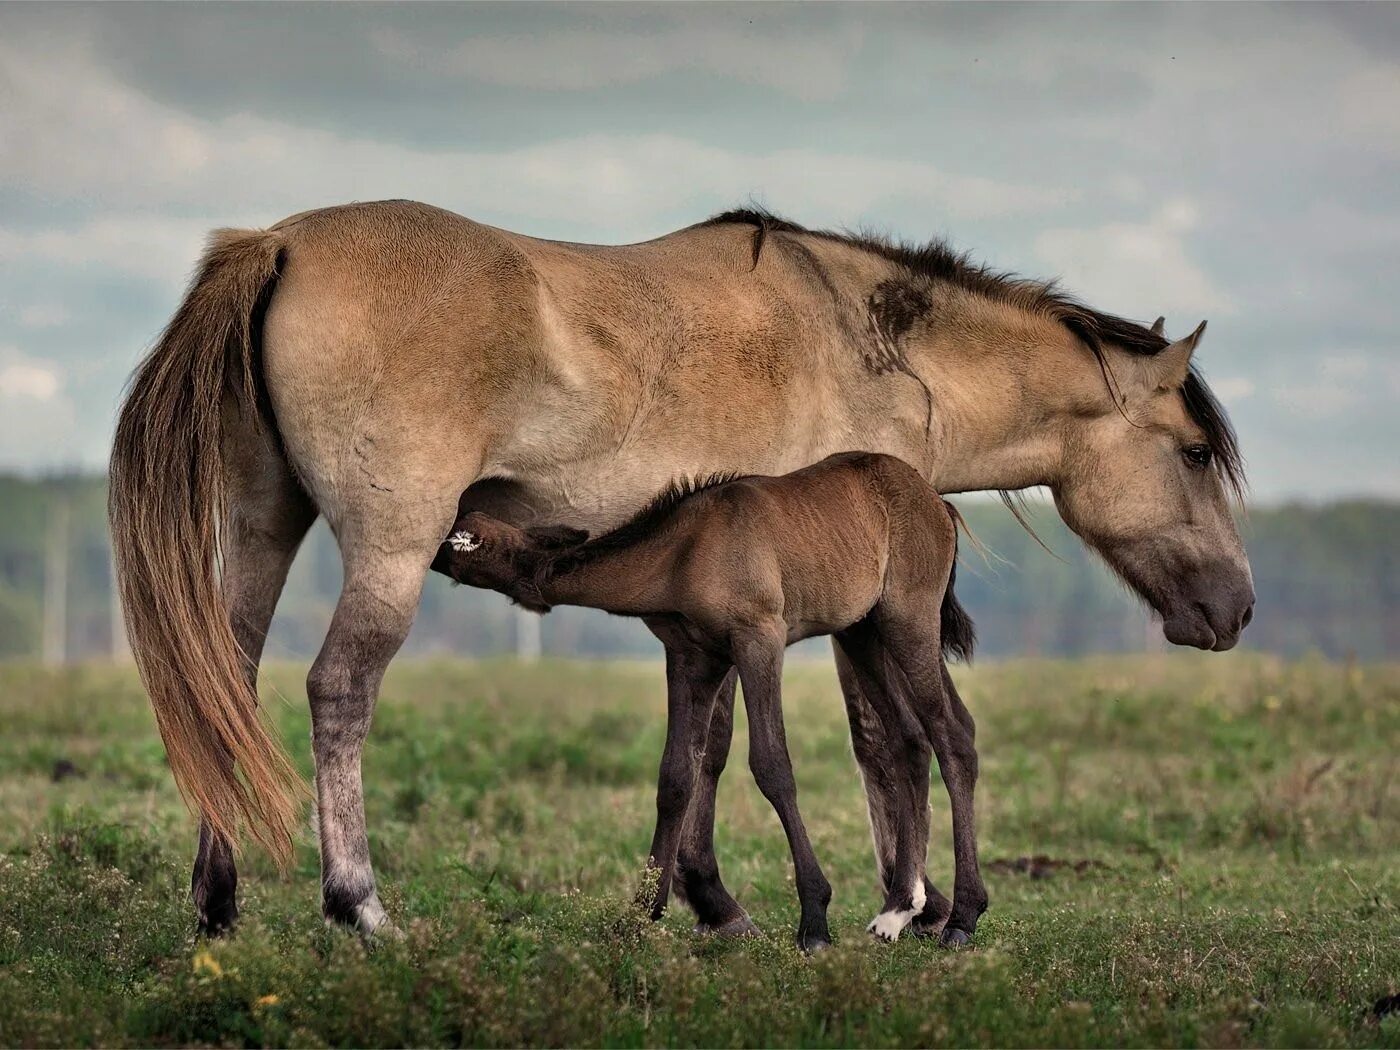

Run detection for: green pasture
[[0, 656, 1396, 1047]]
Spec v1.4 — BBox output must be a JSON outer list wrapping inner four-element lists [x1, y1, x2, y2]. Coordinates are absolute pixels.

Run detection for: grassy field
[[0, 655, 1396, 1048]]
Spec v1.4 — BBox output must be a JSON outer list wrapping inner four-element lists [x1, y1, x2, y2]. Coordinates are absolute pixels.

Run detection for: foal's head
[[435, 512, 588, 612]]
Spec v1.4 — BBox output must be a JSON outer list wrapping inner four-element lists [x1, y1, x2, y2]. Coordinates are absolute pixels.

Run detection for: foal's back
[[666, 452, 955, 638]]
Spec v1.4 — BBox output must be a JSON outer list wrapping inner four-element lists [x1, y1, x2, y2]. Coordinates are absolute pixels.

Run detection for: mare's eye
[[1182, 444, 1213, 469]]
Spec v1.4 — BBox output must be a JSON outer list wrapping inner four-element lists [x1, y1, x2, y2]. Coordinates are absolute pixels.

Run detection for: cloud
[[0, 41, 1077, 292], [1337, 64, 1400, 142], [1034, 200, 1234, 319], [0, 217, 211, 289], [1271, 353, 1400, 420], [370, 20, 864, 101], [0, 347, 79, 468], [1209, 377, 1255, 402], [0, 349, 62, 400], [17, 304, 71, 329]]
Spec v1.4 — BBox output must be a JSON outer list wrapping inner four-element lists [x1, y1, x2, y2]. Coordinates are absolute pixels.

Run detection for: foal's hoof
[[867, 909, 918, 943], [939, 926, 973, 948], [695, 913, 760, 938]]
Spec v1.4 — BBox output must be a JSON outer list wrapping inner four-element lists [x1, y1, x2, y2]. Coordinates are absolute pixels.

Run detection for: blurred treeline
[[1, 474, 1395, 662]]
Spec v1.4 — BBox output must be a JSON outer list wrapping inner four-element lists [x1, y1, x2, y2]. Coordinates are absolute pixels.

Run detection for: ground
[[0, 655, 1396, 1048]]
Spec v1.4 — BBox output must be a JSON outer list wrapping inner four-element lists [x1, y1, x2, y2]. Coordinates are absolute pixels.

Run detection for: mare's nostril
[[1240, 603, 1254, 631]]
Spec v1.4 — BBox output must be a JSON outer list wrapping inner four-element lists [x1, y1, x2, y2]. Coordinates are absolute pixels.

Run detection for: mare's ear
[[1149, 316, 1166, 337], [524, 524, 589, 549], [1135, 320, 1205, 392]]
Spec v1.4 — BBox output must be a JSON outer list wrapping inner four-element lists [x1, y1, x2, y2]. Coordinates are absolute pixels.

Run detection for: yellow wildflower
[[192, 950, 222, 977]]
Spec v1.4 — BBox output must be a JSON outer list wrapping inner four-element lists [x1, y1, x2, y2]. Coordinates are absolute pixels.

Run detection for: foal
[[434, 451, 986, 949]]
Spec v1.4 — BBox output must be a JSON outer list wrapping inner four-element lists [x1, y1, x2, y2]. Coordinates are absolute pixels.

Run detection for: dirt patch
[[986, 855, 1108, 880]]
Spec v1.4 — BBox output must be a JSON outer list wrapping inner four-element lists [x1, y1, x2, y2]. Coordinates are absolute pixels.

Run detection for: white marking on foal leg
[[868, 907, 919, 941], [868, 876, 925, 942]]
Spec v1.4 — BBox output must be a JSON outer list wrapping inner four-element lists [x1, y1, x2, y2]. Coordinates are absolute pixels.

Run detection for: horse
[[108, 201, 1253, 937], [434, 451, 981, 950]]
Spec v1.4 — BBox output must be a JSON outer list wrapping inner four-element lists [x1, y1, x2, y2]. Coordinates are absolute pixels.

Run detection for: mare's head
[[1051, 316, 1254, 651], [433, 512, 588, 613]]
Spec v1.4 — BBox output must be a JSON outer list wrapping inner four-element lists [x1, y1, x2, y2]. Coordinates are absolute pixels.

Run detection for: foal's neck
[[534, 535, 673, 617]]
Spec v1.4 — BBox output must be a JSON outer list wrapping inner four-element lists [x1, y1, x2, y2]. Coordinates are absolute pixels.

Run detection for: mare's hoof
[[195, 899, 238, 939], [696, 913, 760, 938], [798, 931, 833, 954], [939, 926, 973, 948]]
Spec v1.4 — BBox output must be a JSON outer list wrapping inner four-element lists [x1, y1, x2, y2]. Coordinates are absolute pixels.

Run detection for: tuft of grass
[[0, 655, 1396, 1047]]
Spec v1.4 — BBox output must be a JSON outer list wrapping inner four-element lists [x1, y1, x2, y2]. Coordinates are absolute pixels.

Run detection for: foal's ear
[[1149, 316, 1166, 337], [524, 524, 589, 549]]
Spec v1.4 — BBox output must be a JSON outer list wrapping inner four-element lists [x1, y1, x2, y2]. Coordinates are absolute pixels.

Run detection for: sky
[[1, 2, 1397, 501]]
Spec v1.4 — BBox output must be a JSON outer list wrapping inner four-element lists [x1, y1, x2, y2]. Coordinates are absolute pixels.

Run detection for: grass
[[0, 654, 1396, 1048]]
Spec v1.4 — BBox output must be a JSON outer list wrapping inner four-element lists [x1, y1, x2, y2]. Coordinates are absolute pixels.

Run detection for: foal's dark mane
[[540, 472, 747, 580], [698, 207, 1245, 499]]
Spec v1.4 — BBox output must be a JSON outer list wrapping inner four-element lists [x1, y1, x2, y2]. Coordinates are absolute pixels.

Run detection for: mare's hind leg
[[833, 642, 952, 934], [672, 671, 758, 936], [308, 500, 458, 935], [195, 423, 316, 935]]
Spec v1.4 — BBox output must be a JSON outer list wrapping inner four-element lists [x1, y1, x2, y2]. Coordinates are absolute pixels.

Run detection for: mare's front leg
[[734, 629, 833, 952], [639, 643, 730, 919], [881, 612, 988, 946], [833, 641, 953, 936], [835, 625, 933, 942]]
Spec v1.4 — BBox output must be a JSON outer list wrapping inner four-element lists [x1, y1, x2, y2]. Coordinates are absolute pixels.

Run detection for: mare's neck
[[905, 296, 1081, 494]]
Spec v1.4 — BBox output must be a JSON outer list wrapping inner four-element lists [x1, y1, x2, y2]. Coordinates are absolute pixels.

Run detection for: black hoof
[[798, 931, 833, 954], [939, 926, 973, 947], [195, 893, 238, 938]]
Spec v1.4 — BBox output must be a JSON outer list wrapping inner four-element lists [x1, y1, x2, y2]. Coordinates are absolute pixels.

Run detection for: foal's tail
[[940, 503, 977, 663], [108, 229, 302, 866]]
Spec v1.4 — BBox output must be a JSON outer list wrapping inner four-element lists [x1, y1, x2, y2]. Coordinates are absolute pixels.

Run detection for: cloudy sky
[[1, 2, 1397, 500]]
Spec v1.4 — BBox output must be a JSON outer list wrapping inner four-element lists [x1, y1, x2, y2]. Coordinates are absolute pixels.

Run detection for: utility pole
[[42, 490, 70, 666], [514, 606, 541, 662]]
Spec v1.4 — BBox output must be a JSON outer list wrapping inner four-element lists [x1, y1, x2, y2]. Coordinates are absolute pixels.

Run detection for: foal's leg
[[308, 508, 455, 936], [194, 430, 315, 935], [833, 642, 953, 933], [880, 606, 988, 945], [836, 625, 933, 941], [640, 647, 730, 919], [734, 630, 833, 952], [672, 672, 757, 935]]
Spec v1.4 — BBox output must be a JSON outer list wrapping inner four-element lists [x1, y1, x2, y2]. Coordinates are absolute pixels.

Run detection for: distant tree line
[[1, 474, 1394, 662]]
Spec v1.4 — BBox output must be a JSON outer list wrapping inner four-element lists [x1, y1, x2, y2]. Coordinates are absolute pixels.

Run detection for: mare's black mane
[[698, 207, 1244, 498]]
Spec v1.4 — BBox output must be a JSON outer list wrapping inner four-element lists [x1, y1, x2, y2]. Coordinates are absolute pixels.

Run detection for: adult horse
[[110, 202, 1253, 937]]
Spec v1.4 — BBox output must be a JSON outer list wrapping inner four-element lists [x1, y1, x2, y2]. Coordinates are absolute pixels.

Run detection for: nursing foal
[[434, 451, 985, 950]]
